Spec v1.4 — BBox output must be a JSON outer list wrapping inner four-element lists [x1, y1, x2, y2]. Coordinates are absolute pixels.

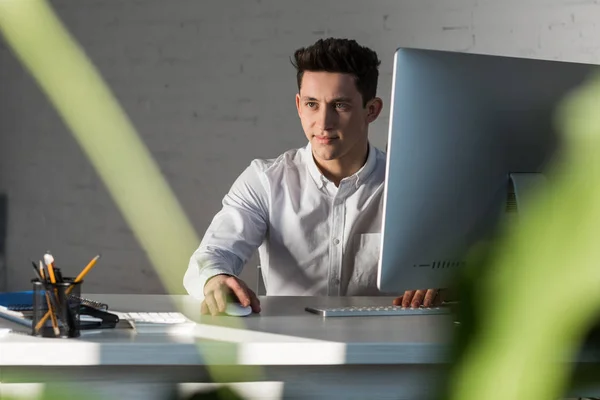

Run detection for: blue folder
[[0, 291, 108, 311], [0, 291, 35, 309]]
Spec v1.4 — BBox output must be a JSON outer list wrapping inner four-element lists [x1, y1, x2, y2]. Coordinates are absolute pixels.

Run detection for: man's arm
[[183, 160, 269, 300]]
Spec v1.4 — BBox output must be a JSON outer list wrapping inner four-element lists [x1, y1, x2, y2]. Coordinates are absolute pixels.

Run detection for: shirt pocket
[[347, 233, 382, 295]]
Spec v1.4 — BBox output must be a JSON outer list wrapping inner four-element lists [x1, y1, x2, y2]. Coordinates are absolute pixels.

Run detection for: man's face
[[296, 71, 377, 162]]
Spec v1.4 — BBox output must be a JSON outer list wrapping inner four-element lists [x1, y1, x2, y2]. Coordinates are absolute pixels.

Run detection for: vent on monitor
[[413, 261, 466, 269]]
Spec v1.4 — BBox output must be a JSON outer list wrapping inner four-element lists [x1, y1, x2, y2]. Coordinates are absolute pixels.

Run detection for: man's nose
[[316, 106, 337, 131]]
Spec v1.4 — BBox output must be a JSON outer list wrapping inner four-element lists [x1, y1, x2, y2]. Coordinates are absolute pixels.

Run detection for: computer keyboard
[[305, 305, 450, 317], [113, 311, 196, 334], [115, 312, 190, 324]]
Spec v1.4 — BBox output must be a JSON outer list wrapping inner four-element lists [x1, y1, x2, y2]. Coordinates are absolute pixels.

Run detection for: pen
[[54, 267, 64, 284]]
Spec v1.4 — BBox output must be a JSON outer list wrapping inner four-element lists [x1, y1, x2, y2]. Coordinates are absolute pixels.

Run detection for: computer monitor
[[377, 48, 599, 293]]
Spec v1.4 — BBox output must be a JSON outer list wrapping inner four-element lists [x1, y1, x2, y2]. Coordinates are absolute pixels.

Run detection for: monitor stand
[[508, 173, 548, 217]]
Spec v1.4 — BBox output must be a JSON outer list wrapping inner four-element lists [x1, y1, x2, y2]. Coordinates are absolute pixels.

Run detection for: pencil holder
[[31, 278, 82, 338]]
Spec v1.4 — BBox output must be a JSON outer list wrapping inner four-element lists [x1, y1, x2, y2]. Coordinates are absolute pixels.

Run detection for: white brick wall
[[1, 0, 599, 293]]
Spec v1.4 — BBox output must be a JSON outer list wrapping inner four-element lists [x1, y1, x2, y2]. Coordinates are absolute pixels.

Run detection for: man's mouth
[[314, 136, 338, 145]]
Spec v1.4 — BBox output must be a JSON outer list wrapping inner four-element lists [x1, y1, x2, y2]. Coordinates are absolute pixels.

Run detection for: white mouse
[[224, 303, 252, 317]]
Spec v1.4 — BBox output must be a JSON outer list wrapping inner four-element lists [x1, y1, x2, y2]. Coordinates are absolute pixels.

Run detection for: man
[[184, 38, 439, 315]]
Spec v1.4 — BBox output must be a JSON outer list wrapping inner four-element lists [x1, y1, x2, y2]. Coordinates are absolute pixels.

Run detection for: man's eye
[[305, 102, 317, 108], [335, 103, 349, 110]]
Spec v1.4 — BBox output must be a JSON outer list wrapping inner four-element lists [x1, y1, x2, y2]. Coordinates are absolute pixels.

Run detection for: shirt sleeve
[[183, 160, 270, 299]]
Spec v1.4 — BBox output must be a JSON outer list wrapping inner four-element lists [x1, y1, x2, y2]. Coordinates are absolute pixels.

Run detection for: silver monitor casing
[[377, 48, 597, 293]]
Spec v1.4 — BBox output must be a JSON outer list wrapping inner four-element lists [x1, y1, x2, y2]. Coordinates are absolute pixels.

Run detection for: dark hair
[[291, 38, 381, 107]]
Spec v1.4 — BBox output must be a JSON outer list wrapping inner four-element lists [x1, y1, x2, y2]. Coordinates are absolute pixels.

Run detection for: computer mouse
[[224, 302, 252, 317]]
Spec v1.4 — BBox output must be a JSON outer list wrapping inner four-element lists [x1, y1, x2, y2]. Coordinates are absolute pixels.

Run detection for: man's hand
[[393, 289, 440, 308], [201, 274, 261, 316]]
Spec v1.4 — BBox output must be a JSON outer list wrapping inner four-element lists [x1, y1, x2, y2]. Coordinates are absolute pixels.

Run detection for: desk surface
[[1, 295, 598, 368], [0, 295, 454, 366]]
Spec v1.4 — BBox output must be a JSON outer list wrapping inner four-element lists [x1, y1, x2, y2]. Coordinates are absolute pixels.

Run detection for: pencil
[[44, 253, 57, 284], [74, 254, 101, 283], [32, 261, 60, 336], [46, 255, 77, 333]]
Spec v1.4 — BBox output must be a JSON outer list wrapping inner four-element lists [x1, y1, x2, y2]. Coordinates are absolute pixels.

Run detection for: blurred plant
[[446, 73, 600, 399], [0, 0, 252, 398]]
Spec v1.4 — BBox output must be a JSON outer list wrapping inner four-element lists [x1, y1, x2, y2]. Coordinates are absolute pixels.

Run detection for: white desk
[[0, 295, 598, 400]]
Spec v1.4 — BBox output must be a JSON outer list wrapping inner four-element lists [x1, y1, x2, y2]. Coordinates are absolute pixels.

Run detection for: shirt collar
[[305, 141, 377, 189], [305, 142, 326, 189]]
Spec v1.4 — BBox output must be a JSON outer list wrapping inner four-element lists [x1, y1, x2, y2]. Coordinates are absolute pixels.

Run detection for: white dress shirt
[[183, 142, 390, 297]]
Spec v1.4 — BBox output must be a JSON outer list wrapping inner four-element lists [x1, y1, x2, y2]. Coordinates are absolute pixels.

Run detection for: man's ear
[[295, 93, 302, 117], [366, 97, 383, 123]]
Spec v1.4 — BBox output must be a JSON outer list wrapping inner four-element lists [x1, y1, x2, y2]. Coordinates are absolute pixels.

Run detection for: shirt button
[[333, 238, 340, 245]]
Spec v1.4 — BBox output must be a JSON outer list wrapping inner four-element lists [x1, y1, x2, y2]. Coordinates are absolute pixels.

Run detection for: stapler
[[79, 304, 119, 329]]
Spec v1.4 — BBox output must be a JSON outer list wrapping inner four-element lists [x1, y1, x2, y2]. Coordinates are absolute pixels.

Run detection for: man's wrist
[[203, 273, 234, 293], [207, 273, 233, 282]]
